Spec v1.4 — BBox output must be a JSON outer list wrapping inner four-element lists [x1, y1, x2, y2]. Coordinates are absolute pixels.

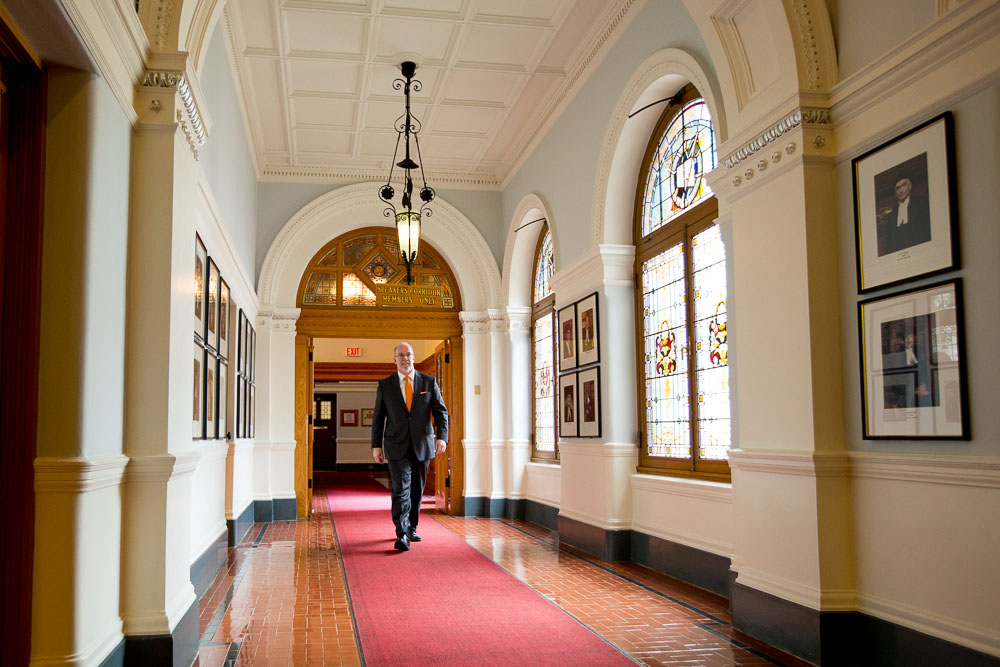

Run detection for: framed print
[[218, 360, 228, 440], [340, 409, 358, 427], [194, 236, 207, 337], [858, 279, 968, 439], [361, 408, 374, 427], [206, 355, 217, 434], [559, 372, 578, 438], [249, 386, 255, 438], [219, 279, 230, 359], [578, 367, 601, 437], [207, 259, 220, 349], [853, 112, 958, 292], [558, 304, 577, 371], [192, 341, 204, 438], [575, 292, 600, 367], [250, 327, 256, 380]]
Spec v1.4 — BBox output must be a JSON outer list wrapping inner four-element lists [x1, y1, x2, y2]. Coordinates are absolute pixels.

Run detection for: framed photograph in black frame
[[853, 112, 958, 293], [575, 292, 599, 367], [858, 278, 969, 439], [578, 366, 601, 438], [559, 372, 578, 438], [207, 259, 220, 350], [194, 235, 207, 337], [192, 341, 204, 438], [557, 303, 577, 372]]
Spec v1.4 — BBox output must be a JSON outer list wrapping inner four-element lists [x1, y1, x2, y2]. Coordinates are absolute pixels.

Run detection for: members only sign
[[377, 284, 443, 307]]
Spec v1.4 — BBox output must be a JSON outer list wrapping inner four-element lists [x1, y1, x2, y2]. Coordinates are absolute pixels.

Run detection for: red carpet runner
[[326, 474, 635, 666]]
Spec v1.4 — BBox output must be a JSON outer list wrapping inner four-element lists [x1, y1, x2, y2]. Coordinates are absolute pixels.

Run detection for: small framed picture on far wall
[[578, 367, 601, 438], [559, 372, 578, 438], [575, 292, 599, 367], [558, 303, 577, 372]]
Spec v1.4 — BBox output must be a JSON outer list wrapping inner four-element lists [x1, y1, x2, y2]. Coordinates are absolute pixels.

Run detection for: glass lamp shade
[[396, 210, 421, 261]]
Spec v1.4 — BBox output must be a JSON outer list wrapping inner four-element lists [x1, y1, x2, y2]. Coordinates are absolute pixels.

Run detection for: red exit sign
[[346, 347, 362, 357]]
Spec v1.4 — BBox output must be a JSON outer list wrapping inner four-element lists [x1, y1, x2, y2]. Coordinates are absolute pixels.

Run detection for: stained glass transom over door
[[534, 311, 556, 452], [642, 99, 716, 237]]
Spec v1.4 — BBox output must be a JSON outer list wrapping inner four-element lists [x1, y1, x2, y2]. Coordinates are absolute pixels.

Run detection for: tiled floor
[[196, 476, 810, 666]]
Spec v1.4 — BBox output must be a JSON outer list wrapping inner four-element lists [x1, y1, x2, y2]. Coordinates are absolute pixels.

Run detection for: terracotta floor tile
[[194, 474, 810, 666]]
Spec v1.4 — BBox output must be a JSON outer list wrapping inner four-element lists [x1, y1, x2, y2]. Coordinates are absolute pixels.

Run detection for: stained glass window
[[302, 271, 337, 305], [534, 231, 554, 302], [642, 98, 716, 237], [534, 311, 556, 452], [342, 271, 375, 306], [635, 90, 729, 478]]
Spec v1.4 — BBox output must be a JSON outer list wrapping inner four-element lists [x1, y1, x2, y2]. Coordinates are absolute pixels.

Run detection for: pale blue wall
[[831, 0, 935, 78], [200, 27, 258, 283], [500, 0, 715, 268]]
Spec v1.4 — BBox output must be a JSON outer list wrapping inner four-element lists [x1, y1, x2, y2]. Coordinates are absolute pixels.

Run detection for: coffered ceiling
[[223, 0, 635, 188]]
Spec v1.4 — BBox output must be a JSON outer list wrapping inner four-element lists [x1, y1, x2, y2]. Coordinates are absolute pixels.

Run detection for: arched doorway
[[292, 226, 465, 516]]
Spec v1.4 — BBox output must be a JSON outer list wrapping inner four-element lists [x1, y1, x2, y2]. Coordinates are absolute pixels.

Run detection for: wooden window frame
[[530, 225, 558, 462], [633, 89, 730, 481]]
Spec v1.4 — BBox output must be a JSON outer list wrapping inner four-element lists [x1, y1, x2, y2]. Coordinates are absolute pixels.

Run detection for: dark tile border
[[98, 639, 124, 667], [630, 531, 730, 597], [226, 501, 254, 547], [189, 529, 228, 598], [557, 514, 630, 561], [504, 498, 526, 520], [252, 499, 273, 523], [273, 498, 297, 520], [462, 496, 487, 517], [525, 499, 559, 530], [123, 598, 198, 667]]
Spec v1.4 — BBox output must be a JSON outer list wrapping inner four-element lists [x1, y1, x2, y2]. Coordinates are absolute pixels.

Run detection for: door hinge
[[445, 353, 450, 363], [445, 477, 450, 488], [308, 478, 313, 489]]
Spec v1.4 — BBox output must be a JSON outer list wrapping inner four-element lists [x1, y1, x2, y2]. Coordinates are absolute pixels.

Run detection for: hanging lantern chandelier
[[378, 61, 435, 285]]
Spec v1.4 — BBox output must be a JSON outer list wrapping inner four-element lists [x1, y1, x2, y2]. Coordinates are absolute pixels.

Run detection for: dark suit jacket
[[371, 371, 449, 462], [878, 195, 931, 256]]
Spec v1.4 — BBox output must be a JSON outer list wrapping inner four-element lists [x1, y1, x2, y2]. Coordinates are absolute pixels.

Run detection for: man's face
[[394, 344, 414, 374], [894, 178, 912, 202]]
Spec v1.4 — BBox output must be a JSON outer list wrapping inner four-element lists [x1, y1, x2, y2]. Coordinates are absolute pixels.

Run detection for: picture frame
[[218, 360, 228, 440], [249, 386, 255, 438], [250, 326, 256, 381], [207, 259, 220, 349], [558, 303, 577, 372], [192, 341, 204, 438], [559, 372, 578, 438], [340, 409, 359, 427], [578, 367, 601, 438], [575, 292, 600, 367], [858, 278, 968, 439], [206, 355, 217, 434], [219, 279, 230, 359], [361, 408, 374, 427], [852, 112, 959, 293], [194, 235, 207, 338]]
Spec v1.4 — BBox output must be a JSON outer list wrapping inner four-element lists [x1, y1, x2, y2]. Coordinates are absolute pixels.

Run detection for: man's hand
[[372, 447, 385, 464], [435, 439, 447, 455]]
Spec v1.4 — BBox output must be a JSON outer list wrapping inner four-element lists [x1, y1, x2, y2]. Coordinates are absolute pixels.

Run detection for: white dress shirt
[[896, 197, 910, 226]]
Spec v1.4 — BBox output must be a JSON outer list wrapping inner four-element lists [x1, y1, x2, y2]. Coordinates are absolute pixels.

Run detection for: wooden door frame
[[293, 310, 464, 516]]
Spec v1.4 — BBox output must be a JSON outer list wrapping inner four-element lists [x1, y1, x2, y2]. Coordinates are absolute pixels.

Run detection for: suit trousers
[[386, 445, 429, 539]]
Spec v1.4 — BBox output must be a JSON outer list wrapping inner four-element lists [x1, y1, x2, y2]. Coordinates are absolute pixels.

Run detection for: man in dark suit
[[371, 342, 448, 551], [878, 175, 931, 256]]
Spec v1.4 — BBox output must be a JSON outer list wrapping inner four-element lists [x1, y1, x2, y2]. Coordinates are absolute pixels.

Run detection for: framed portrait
[[194, 235, 207, 338], [218, 360, 228, 440], [250, 326, 256, 381], [219, 279, 230, 359], [559, 372, 578, 438], [192, 341, 204, 438], [207, 260, 220, 349], [206, 355, 217, 434], [578, 367, 601, 438], [558, 303, 577, 372], [858, 279, 968, 439], [575, 292, 600, 367], [340, 409, 359, 427], [853, 112, 958, 293], [249, 386, 255, 438], [361, 408, 374, 427]]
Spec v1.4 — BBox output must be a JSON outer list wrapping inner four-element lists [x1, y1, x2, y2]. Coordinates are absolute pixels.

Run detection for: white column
[[487, 309, 507, 511], [255, 307, 298, 505], [460, 311, 490, 510], [506, 306, 532, 508]]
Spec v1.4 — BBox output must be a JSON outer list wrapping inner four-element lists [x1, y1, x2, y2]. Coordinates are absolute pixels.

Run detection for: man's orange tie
[[405, 375, 413, 411]]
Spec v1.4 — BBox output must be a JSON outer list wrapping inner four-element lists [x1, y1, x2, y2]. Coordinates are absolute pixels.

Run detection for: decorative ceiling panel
[[224, 0, 638, 186]]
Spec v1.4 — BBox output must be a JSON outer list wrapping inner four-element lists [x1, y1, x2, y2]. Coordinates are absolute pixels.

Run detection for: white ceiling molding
[[222, 0, 639, 188]]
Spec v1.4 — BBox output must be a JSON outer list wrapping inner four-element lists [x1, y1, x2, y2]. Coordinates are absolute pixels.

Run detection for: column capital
[[506, 306, 532, 333], [460, 310, 490, 335], [258, 307, 300, 332], [134, 52, 212, 159], [488, 308, 506, 333]]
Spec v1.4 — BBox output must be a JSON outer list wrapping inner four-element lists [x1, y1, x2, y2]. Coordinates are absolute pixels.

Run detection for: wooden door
[[433, 337, 464, 515], [312, 393, 337, 470]]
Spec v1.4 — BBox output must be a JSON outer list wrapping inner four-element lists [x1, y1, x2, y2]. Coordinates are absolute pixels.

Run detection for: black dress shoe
[[394, 535, 410, 551], [407, 530, 421, 542]]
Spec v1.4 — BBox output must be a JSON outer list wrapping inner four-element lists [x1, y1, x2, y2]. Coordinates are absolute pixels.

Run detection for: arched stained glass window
[[296, 227, 461, 311], [634, 88, 730, 480], [642, 98, 717, 238], [531, 225, 557, 460], [533, 230, 554, 302]]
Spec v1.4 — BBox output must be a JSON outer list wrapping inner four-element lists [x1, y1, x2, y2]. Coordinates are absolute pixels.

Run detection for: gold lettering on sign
[[377, 284, 443, 307]]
